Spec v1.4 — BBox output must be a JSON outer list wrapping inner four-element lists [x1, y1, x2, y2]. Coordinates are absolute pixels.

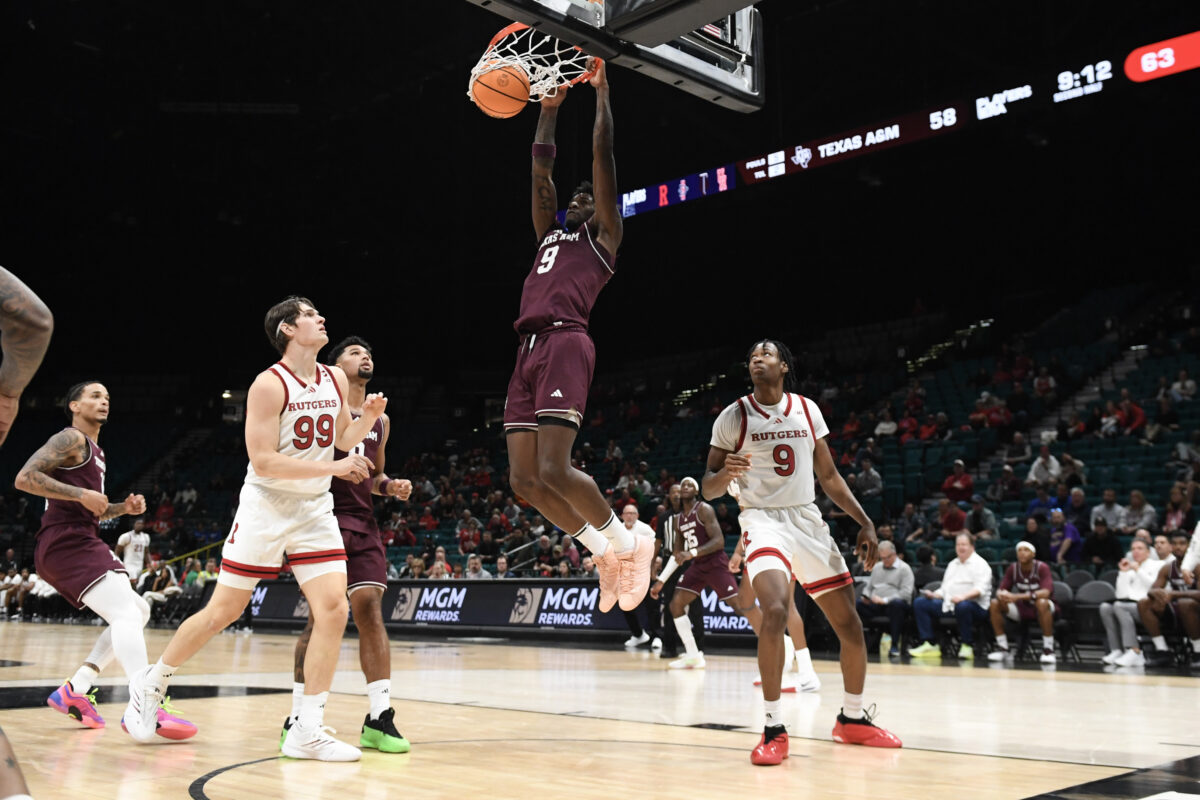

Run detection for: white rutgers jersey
[[710, 392, 829, 509], [244, 361, 343, 496]]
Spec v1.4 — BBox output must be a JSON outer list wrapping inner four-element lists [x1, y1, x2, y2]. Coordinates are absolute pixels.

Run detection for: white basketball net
[[468, 24, 598, 104]]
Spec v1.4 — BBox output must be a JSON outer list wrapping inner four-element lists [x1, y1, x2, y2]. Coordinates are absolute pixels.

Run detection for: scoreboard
[[614, 28, 1200, 219]]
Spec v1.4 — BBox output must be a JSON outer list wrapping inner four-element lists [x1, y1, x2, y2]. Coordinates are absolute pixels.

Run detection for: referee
[[654, 483, 706, 659]]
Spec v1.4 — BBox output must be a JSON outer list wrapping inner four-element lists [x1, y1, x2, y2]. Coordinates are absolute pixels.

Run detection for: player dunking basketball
[[127, 297, 381, 761], [703, 340, 901, 765], [503, 60, 653, 611], [15, 381, 196, 743], [286, 336, 414, 755]]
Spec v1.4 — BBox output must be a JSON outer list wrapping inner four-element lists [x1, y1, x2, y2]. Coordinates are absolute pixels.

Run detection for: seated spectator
[[1023, 516, 1052, 563], [1170, 369, 1196, 403], [418, 507, 438, 531], [941, 460, 974, 504], [987, 541, 1057, 664], [1058, 454, 1086, 489], [464, 554, 493, 580], [1099, 400, 1123, 438], [986, 464, 1022, 504], [965, 495, 997, 540], [1119, 399, 1146, 438], [1032, 368, 1057, 407], [913, 545, 941, 589], [1091, 488, 1125, 531], [841, 411, 862, 440], [1144, 398, 1180, 443], [458, 519, 481, 556], [476, 531, 501, 564], [1063, 487, 1091, 535], [494, 554, 514, 579], [1057, 411, 1087, 442], [561, 535, 581, 569], [968, 399, 989, 430], [1120, 490, 1158, 535], [486, 511, 512, 537], [578, 555, 597, 579], [839, 441, 861, 469], [1137, 532, 1200, 667], [1099, 537, 1161, 666], [1026, 486, 1055, 521], [555, 560, 573, 579], [908, 533, 993, 659], [1048, 508, 1083, 565], [1082, 517, 1123, 568], [455, 510, 475, 535], [897, 410, 919, 443], [1025, 445, 1061, 488], [918, 414, 939, 441], [874, 408, 898, 438], [855, 458, 883, 500], [895, 502, 930, 546], [534, 535, 556, 570], [1004, 432, 1032, 467], [429, 561, 449, 579], [937, 499, 968, 539], [1151, 533, 1174, 563], [855, 541, 914, 658], [1163, 484, 1196, 535]]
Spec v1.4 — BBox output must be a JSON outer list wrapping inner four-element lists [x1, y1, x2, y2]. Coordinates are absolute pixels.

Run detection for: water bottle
[[880, 633, 892, 656]]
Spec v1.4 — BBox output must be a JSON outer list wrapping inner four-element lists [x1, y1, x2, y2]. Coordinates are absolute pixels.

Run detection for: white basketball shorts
[[739, 504, 852, 598], [218, 483, 347, 590]]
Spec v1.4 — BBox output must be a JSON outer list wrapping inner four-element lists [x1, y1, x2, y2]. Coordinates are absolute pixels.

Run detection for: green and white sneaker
[[360, 708, 410, 754], [957, 644, 974, 660], [279, 716, 291, 750]]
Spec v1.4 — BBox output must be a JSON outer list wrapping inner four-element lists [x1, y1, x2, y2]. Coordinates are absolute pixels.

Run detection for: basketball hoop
[[468, 23, 602, 105]]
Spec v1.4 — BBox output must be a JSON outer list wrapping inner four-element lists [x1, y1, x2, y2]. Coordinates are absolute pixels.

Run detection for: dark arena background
[[1, 1, 1199, 798]]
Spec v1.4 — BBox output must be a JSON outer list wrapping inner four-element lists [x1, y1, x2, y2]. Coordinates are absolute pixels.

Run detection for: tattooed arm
[[14, 428, 110, 516], [0, 266, 54, 447]]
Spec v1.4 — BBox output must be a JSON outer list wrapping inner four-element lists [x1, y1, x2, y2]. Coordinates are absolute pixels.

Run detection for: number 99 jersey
[[710, 393, 828, 509], [245, 361, 344, 497]]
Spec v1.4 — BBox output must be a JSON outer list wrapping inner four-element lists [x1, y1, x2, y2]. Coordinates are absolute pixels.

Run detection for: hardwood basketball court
[[2, 624, 1197, 799]]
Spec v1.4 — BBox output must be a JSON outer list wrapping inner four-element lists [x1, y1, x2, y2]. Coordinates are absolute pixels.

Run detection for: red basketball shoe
[[832, 706, 902, 748], [750, 727, 789, 765]]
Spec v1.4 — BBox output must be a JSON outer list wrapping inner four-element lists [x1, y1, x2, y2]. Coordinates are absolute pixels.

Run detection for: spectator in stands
[[918, 414, 939, 441], [1032, 368, 1057, 408], [605, 438, 623, 463], [908, 533, 993, 659], [1151, 533, 1173, 563], [554, 560, 573, 579], [494, 555, 514, 579], [1057, 411, 1087, 442], [418, 507, 438, 531], [475, 530, 500, 565], [1101, 537, 1162, 666], [1020, 515, 1051, 563], [912, 545, 941, 589], [895, 502, 930, 547], [1170, 369, 1196, 403], [464, 554, 492, 580], [855, 541, 913, 658], [904, 378, 926, 416], [1099, 400, 1124, 438], [1025, 445, 1061, 488], [1048, 507, 1083, 565], [529, 514, 547, 539], [714, 503, 736, 538], [1058, 454, 1086, 489], [987, 540, 1058, 663], [874, 408, 898, 438], [1005, 432, 1032, 467], [941, 460, 974, 504], [534, 535, 555, 571], [561, 535, 581, 569], [455, 510, 475, 536], [1026, 486, 1055, 521], [1007, 382, 1031, 431], [1120, 490, 1158, 535], [2, 549, 17, 573], [937, 498, 968, 539], [485, 511, 511, 538], [579, 555, 597, 579], [1144, 398, 1180, 444], [897, 409, 919, 443], [432, 546, 452, 575], [968, 399, 989, 430], [1138, 532, 1200, 667], [1082, 517, 1123, 568], [986, 465, 1022, 504], [965, 495, 997, 540], [502, 496, 521, 523], [1119, 398, 1146, 438], [458, 518, 481, 556], [855, 457, 883, 501], [1091, 488, 1125, 531], [428, 561, 449, 580], [934, 411, 954, 440], [1063, 487, 1091, 535], [1163, 484, 1196, 535], [841, 411, 862, 439]]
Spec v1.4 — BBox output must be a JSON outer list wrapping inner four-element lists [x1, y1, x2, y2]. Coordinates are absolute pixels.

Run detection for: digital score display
[[608, 28, 1200, 219]]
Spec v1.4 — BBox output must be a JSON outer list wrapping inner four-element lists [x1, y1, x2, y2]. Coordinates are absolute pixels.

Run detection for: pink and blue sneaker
[[121, 696, 198, 741], [47, 681, 105, 729]]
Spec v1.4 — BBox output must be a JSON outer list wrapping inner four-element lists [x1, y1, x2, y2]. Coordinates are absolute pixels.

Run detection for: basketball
[[471, 64, 530, 119]]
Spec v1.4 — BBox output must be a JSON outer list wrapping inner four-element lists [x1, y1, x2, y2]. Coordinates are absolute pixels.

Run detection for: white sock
[[573, 524, 609, 558], [995, 634, 1009, 651], [673, 615, 699, 656], [843, 692, 864, 720], [1191, 639, 1200, 653], [291, 682, 305, 722], [70, 664, 100, 695], [794, 646, 813, 676], [764, 698, 783, 728], [783, 635, 796, 669], [597, 512, 635, 553], [366, 679, 391, 720], [297, 691, 329, 729], [148, 658, 176, 694], [1153, 635, 1168, 651], [1044, 635, 1054, 651]]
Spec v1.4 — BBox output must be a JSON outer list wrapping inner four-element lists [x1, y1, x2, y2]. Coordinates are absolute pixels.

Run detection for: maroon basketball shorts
[[503, 329, 595, 431], [340, 520, 387, 593], [34, 525, 127, 608], [677, 552, 739, 599]]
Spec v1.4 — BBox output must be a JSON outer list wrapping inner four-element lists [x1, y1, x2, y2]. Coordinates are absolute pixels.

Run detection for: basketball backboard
[[464, 0, 765, 112]]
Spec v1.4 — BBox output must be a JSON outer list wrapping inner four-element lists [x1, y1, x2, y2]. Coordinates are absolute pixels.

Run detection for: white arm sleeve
[[656, 556, 679, 583]]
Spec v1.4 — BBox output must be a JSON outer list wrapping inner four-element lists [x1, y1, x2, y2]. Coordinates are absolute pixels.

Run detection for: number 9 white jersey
[[244, 362, 344, 497], [710, 393, 828, 509]]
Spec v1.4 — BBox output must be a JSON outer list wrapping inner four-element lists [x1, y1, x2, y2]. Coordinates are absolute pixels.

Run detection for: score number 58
[[929, 108, 957, 130]]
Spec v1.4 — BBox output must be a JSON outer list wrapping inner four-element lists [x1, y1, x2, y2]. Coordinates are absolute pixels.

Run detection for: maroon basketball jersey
[[676, 502, 720, 564], [331, 413, 384, 534], [1004, 560, 1051, 596], [37, 427, 106, 533], [1168, 560, 1186, 592], [513, 220, 616, 335]]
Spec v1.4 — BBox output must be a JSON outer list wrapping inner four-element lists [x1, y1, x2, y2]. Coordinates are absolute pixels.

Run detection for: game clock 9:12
[[1057, 60, 1113, 90]]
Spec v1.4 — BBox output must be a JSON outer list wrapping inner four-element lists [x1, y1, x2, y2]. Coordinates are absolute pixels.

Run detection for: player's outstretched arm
[[369, 414, 413, 499], [532, 88, 566, 240], [245, 371, 371, 483], [588, 60, 622, 255], [813, 438, 878, 570], [330, 366, 387, 452], [0, 266, 54, 447]]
